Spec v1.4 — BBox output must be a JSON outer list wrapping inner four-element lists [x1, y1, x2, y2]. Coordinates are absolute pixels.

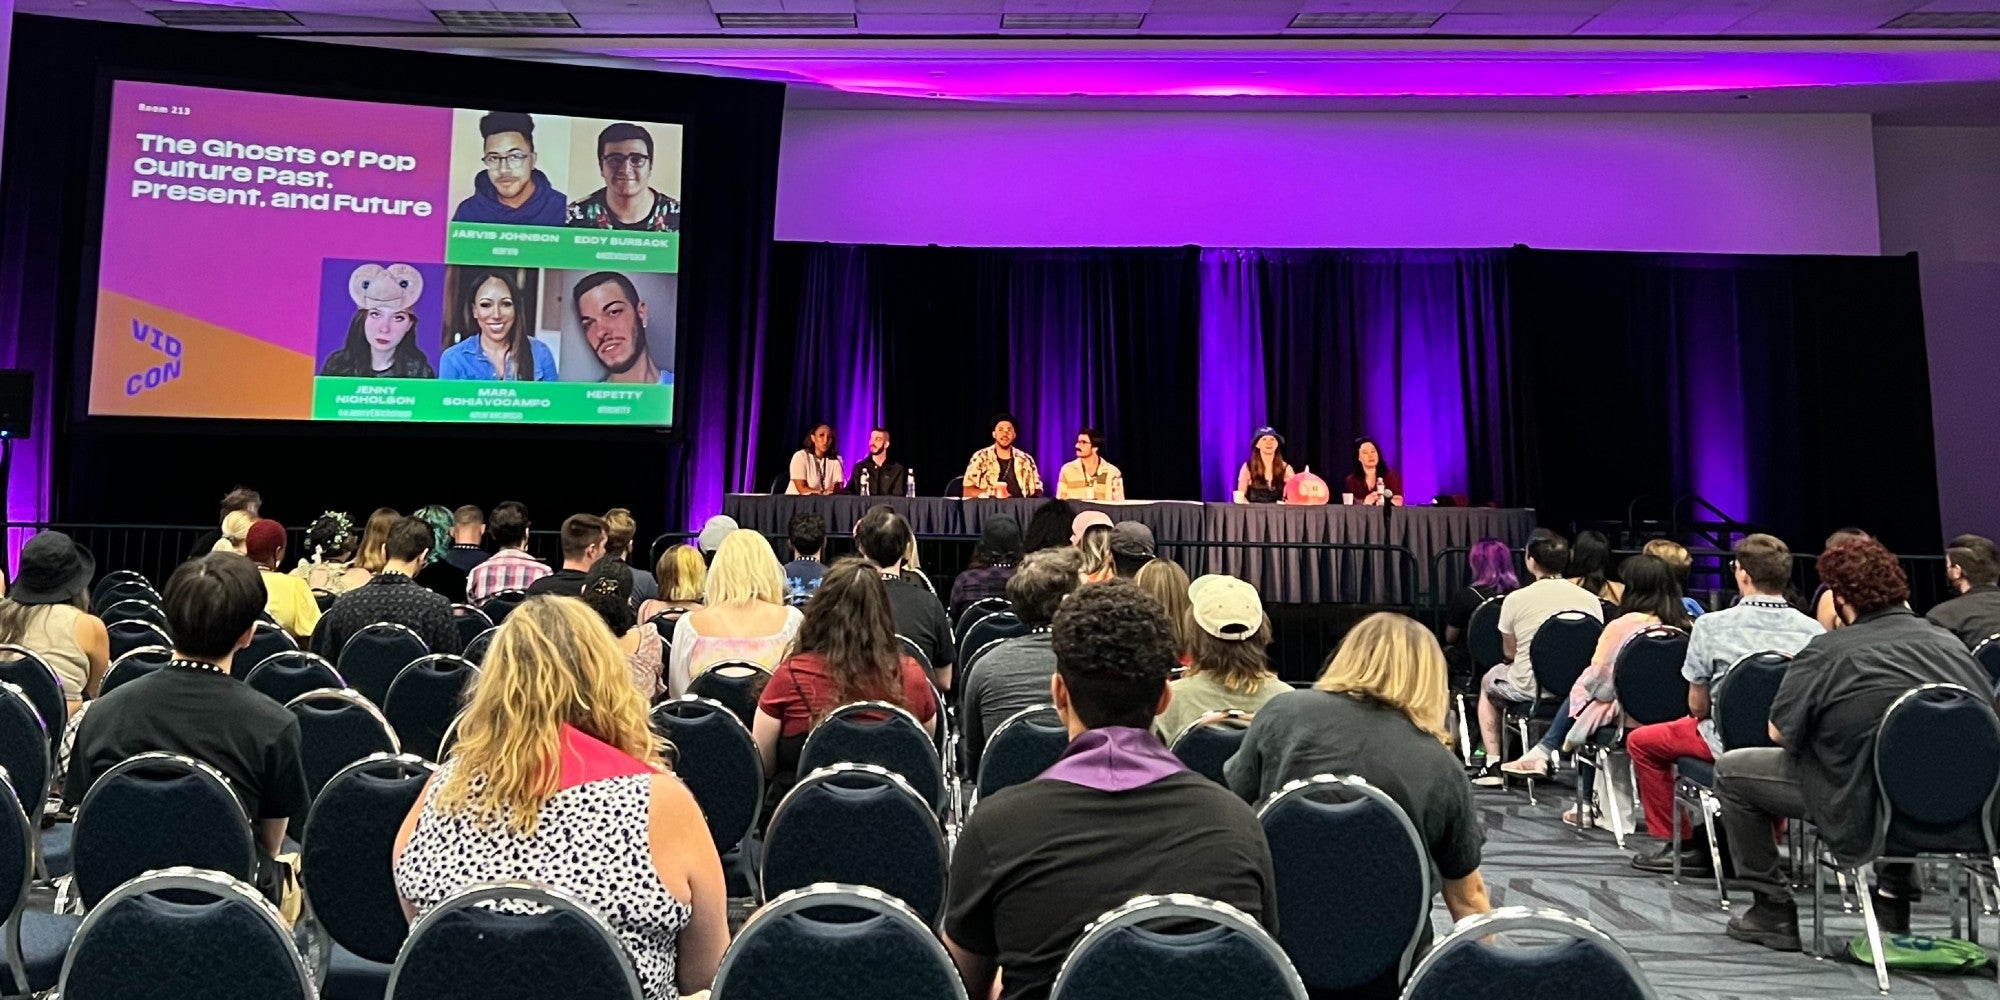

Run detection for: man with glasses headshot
[[451, 111, 568, 227], [568, 123, 682, 232]]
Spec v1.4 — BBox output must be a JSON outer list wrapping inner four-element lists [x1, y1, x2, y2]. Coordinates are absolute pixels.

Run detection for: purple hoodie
[[451, 169, 567, 227]]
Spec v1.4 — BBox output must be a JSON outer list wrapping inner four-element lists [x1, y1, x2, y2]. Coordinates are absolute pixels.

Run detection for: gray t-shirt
[[1681, 595, 1823, 755], [963, 632, 1056, 774]]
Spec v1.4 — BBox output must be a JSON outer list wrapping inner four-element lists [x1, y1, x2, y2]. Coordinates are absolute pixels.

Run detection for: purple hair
[[1469, 537, 1520, 592]]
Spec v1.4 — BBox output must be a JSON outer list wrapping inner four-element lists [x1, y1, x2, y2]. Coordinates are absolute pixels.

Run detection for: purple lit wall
[[777, 110, 1883, 255]]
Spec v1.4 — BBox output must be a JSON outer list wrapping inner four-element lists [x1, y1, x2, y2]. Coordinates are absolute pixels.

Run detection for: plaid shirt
[[467, 548, 553, 603]]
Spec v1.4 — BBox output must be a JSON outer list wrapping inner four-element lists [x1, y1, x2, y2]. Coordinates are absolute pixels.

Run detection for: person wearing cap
[[1068, 510, 1112, 546], [1109, 522, 1155, 578], [1075, 522, 1115, 584], [959, 548, 1082, 774], [1152, 575, 1287, 742], [1235, 427, 1293, 504], [962, 413, 1044, 499], [0, 531, 109, 706], [949, 515, 1023, 619], [244, 519, 320, 640], [695, 515, 739, 564], [1056, 428, 1125, 502]]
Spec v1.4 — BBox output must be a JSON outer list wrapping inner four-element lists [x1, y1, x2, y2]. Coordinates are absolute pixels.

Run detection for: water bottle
[[860, 467, 871, 497], [905, 469, 916, 498]]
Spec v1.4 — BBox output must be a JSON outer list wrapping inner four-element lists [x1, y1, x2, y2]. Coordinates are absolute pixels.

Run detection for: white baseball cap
[[1188, 574, 1263, 640]]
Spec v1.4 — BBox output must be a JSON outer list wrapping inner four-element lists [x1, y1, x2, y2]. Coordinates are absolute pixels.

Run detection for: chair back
[[301, 754, 438, 965], [72, 753, 257, 909], [388, 881, 644, 1000], [1610, 626, 1690, 726], [1467, 596, 1506, 670], [102, 646, 173, 696], [1972, 634, 2000, 692], [1403, 907, 1655, 1000], [106, 620, 173, 662], [977, 705, 1068, 801], [463, 626, 500, 666], [646, 605, 696, 634], [649, 697, 762, 853], [0, 684, 50, 831], [896, 635, 934, 675], [1258, 775, 1428, 992], [1526, 612, 1601, 699], [1712, 652, 1791, 751], [711, 883, 967, 1000], [60, 868, 313, 1000], [383, 655, 477, 762], [1050, 893, 1307, 1000], [1169, 711, 1254, 784], [959, 611, 1028, 668], [687, 661, 773, 728], [449, 605, 494, 651], [1874, 683, 2000, 856], [90, 572, 155, 611], [313, 589, 340, 612], [799, 701, 945, 813], [98, 599, 168, 631], [0, 646, 64, 757], [0, 777, 36, 985], [230, 621, 298, 676], [244, 651, 346, 707], [956, 596, 1011, 635], [288, 689, 401, 798], [477, 590, 528, 625], [762, 764, 949, 926], [338, 622, 431, 706]]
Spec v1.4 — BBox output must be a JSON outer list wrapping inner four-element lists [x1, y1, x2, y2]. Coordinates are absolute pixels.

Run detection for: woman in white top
[[786, 423, 844, 495], [667, 530, 803, 696], [0, 531, 110, 707]]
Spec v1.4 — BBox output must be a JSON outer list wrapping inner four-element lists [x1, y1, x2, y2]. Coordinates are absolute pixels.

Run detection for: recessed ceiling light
[[716, 12, 856, 27], [148, 7, 299, 26], [432, 9, 580, 29], [1000, 12, 1143, 29], [1880, 11, 2000, 29], [1289, 11, 1442, 29]]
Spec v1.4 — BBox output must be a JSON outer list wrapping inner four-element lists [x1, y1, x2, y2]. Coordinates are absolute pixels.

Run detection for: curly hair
[[1818, 538, 1909, 616], [1052, 579, 1178, 729]]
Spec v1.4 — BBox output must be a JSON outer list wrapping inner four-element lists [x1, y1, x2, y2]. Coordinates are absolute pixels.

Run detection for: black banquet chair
[[957, 611, 1027, 673], [0, 777, 80, 995], [462, 627, 500, 666], [1972, 633, 2000, 694], [70, 752, 258, 911], [798, 701, 946, 815], [383, 654, 477, 763], [336, 623, 431, 707], [1168, 710, 1254, 785], [301, 753, 438, 1000], [97, 598, 168, 632], [101, 645, 172, 696], [287, 689, 401, 799], [477, 590, 529, 626], [1575, 624, 1688, 848], [59, 867, 313, 1000], [105, 619, 172, 663], [975, 705, 1067, 803], [1049, 893, 1307, 1000], [0, 682, 56, 875], [954, 596, 1011, 639], [1402, 907, 1656, 1000], [1503, 611, 1601, 798], [0, 646, 65, 759], [649, 697, 762, 857], [232, 621, 298, 676], [388, 881, 644, 1000], [761, 764, 949, 926], [711, 883, 967, 1000], [245, 651, 346, 707], [90, 571, 154, 611], [1672, 650, 1791, 905], [687, 661, 772, 729], [449, 604, 494, 652]]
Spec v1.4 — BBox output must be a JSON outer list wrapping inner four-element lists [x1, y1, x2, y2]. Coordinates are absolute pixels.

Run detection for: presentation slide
[[88, 80, 682, 426]]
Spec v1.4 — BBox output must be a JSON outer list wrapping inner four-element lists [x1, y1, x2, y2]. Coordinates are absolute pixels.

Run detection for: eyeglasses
[[481, 151, 530, 170], [601, 153, 651, 171]]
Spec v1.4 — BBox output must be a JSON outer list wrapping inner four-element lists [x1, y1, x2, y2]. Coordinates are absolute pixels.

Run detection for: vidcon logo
[[125, 318, 184, 396]]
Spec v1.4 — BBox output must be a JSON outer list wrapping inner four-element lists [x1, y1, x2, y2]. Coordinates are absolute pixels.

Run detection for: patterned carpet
[[1466, 782, 1998, 1000]]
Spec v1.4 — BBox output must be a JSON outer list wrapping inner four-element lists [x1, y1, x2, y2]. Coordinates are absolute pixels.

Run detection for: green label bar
[[312, 376, 672, 426], [445, 223, 679, 273]]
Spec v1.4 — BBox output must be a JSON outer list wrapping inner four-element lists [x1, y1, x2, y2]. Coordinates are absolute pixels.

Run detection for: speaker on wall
[[0, 370, 33, 439]]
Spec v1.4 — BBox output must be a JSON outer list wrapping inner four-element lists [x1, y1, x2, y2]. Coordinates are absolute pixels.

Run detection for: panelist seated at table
[[963, 412, 1044, 498], [1234, 426, 1295, 504], [847, 427, 910, 497], [1342, 437, 1405, 506], [787, 423, 845, 495], [1056, 427, 1125, 502]]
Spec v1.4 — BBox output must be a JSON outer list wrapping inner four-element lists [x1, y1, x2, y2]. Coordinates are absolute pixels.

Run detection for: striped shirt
[[467, 548, 553, 604]]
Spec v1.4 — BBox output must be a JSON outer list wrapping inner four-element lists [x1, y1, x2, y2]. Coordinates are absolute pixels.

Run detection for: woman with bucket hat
[[0, 531, 109, 705]]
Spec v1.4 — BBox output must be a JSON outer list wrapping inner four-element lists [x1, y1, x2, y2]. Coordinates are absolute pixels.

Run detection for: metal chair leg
[[1951, 863, 1964, 940], [1700, 790, 1728, 909], [1600, 753, 1628, 850], [1810, 831, 1827, 958], [1455, 695, 1473, 768], [1852, 866, 1891, 994], [1839, 870, 1856, 913], [1670, 771, 1685, 886]]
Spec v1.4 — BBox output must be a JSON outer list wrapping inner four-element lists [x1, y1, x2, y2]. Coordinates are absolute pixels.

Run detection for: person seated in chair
[[466, 501, 551, 603], [1150, 574, 1288, 743], [1715, 538, 1988, 951], [1473, 530, 1602, 786], [1926, 534, 2000, 649], [313, 517, 462, 659], [856, 510, 954, 691], [960, 548, 1081, 774], [945, 580, 1275, 1000]]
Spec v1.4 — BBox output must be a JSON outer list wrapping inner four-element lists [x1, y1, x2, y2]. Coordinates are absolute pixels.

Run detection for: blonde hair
[[356, 507, 400, 574], [1077, 524, 1114, 582], [705, 530, 786, 607], [1186, 615, 1275, 693], [654, 544, 707, 603], [1134, 559, 1195, 657], [1642, 538, 1692, 582], [212, 510, 257, 554], [603, 507, 638, 559], [1313, 612, 1450, 743], [436, 596, 664, 835]]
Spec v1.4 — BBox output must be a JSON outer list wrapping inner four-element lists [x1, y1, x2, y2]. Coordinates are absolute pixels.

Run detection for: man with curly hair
[[942, 579, 1276, 1000], [1715, 537, 1988, 951]]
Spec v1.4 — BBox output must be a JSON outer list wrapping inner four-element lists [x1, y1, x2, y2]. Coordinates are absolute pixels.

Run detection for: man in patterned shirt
[[565, 122, 681, 232], [467, 501, 551, 603], [962, 413, 1043, 498], [315, 516, 462, 658]]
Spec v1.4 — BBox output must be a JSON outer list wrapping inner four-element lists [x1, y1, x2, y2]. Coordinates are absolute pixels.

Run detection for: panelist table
[[723, 495, 1536, 605]]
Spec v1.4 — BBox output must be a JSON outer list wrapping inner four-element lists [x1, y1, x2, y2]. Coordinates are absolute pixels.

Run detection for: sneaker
[[1471, 765, 1506, 788], [1500, 746, 1553, 777], [1872, 891, 1912, 935], [1726, 897, 1802, 952], [1631, 841, 1712, 876]]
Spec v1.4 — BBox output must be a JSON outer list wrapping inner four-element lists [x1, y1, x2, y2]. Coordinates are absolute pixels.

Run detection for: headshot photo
[[564, 118, 684, 232], [436, 266, 560, 382], [447, 109, 570, 228], [315, 258, 445, 379], [544, 269, 677, 385]]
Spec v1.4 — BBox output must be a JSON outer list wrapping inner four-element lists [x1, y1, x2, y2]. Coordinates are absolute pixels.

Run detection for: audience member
[[949, 515, 1022, 619], [667, 530, 800, 696], [856, 510, 955, 689], [1075, 523, 1114, 584], [639, 544, 706, 624], [1715, 538, 1987, 950], [0, 531, 109, 706], [1642, 538, 1706, 618], [245, 518, 320, 640], [1069, 510, 1112, 545], [1812, 527, 1870, 631], [189, 486, 261, 559], [394, 596, 727, 999], [1626, 534, 1821, 874], [1443, 538, 1519, 693], [1567, 529, 1623, 611], [313, 516, 462, 658], [1133, 558, 1195, 663], [946, 580, 1275, 1000], [603, 508, 659, 603], [525, 514, 608, 598], [1021, 499, 1078, 554], [443, 505, 489, 574], [292, 511, 359, 595], [960, 548, 1082, 773], [1152, 574, 1288, 743], [1226, 612, 1492, 980], [211, 509, 257, 556], [1108, 522, 1155, 578], [67, 554, 309, 867], [781, 511, 828, 604], [1927, 533, 2000, 648], [696, 515, 738, 560], [1475, 530, 1603, 785], [344, 507, 401, 591], [754, 560, 939, 811], [468, 501, 551, 603], [580, 559, 664, 700], [413, 504, 470, 603]]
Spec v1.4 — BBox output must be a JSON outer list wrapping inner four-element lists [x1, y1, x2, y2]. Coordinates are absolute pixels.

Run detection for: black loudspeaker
[[0, 370, 33, 439]]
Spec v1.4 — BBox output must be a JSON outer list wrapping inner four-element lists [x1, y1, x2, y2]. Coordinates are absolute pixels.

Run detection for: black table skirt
[[722, 495, 1536, 605]]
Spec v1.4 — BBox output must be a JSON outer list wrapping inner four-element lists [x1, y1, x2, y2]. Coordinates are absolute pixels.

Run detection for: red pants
[[1626, 716, 1713, 840]]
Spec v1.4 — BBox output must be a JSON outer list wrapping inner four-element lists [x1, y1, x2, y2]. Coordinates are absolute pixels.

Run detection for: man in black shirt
[[313, 516, 462, 658], [846, 427, 910, 497], [944, 580, 1277, 1000], [67, 553, 310, 860], [1716, 538, 1990, 950], [524, 513, 607, 598], [443, 505, 490, 574], [856, 509, 955, 691], [1926, 533, 2000, 649]]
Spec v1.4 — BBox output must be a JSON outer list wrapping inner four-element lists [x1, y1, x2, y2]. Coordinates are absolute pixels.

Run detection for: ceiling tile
[[781, 0, 856, 10]]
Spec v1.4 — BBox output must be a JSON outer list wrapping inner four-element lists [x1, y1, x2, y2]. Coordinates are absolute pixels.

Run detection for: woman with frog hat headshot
[[320, 262, 437, 378]]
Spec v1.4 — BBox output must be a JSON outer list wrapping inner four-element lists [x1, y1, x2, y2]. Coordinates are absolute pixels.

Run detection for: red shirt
[[759, 652, 939, 737]]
